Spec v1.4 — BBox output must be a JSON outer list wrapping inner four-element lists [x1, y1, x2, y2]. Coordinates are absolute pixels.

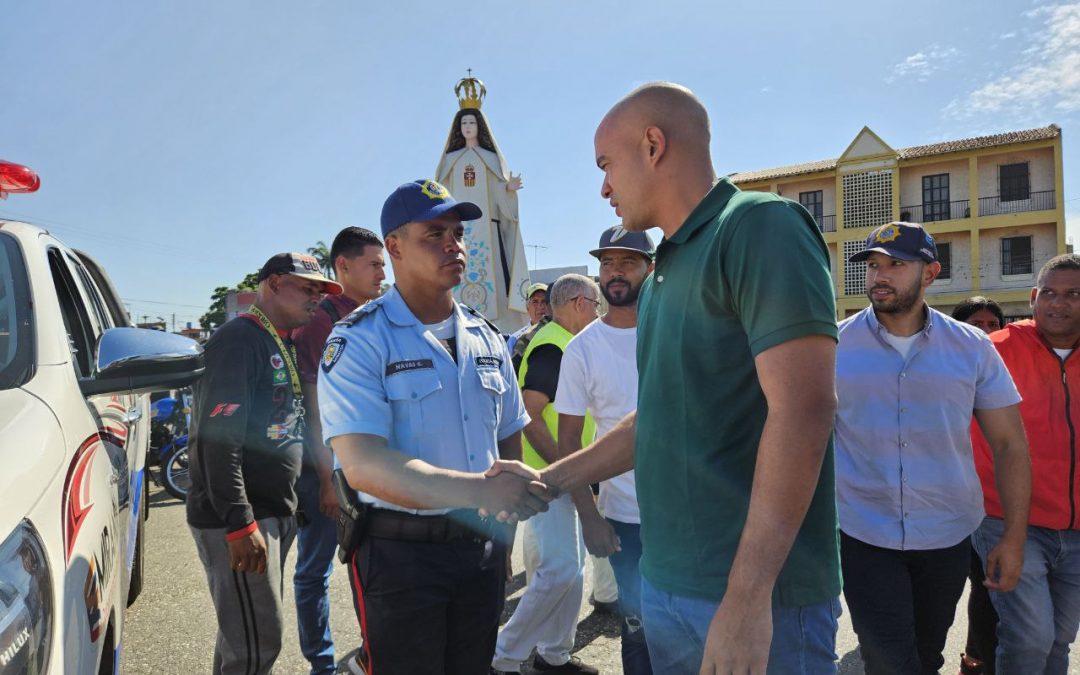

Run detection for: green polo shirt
[[635, 177, 840, 607]]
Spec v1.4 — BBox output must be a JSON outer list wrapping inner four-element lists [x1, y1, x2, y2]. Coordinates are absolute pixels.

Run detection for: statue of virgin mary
[[435, 74, 530, 331]]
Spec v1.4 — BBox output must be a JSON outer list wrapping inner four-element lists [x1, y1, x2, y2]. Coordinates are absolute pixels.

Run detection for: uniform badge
[[475, 356, 501, 369], [322, 337, 346, 373], [270, 353, 285, 370], [273, 369, 287, 384], [266, 424, 289, 440], [874, 225, 901, 244]]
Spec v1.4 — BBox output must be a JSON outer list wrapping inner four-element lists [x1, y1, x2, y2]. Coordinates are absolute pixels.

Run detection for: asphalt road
[[124, 481, 1078, 674]]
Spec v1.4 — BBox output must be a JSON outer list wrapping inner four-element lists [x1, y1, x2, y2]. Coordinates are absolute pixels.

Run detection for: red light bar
[[0, 160, 41, 198]]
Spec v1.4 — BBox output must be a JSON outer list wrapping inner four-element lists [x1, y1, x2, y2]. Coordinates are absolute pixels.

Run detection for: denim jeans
[[640, 575, 840, 674], [973, 517, 1080, 675], [607, 519, 653, 675], [293, 469, 340, 675]]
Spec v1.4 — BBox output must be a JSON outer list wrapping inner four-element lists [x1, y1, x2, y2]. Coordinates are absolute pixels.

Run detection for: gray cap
[[589, 225, 656, 260]]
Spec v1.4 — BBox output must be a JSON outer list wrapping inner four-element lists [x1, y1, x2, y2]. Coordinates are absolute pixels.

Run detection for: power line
[[122, 297, 207, 309]]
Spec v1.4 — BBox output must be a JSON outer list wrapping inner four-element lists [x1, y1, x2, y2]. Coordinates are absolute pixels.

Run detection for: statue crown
[[455, 72, 486, 110]]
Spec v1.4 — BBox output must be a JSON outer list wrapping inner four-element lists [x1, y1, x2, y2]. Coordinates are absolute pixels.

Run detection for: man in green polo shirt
[[491, 82, 841, 674]]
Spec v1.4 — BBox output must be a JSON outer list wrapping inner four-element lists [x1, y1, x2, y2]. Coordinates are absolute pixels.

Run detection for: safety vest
[[518, 320, 596, 469]]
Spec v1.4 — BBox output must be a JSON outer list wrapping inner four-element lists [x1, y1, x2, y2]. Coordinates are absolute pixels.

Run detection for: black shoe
[[532, 655, 599, 674], [589, 596, 619, 615]]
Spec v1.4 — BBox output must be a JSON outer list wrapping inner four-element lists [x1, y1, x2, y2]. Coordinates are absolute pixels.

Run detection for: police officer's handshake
[[316, 179, 554, 674]]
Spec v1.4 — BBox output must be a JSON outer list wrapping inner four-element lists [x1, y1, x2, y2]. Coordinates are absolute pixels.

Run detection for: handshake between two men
[[475, 459, 564, 524]]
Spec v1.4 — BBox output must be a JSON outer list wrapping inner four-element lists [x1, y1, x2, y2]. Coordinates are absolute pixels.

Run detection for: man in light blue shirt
[[317, 179, 548, 674], [835, 222, 1031, 675]]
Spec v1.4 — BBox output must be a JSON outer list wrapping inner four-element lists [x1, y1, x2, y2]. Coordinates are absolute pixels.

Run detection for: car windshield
[[0, 232, 33, 389]]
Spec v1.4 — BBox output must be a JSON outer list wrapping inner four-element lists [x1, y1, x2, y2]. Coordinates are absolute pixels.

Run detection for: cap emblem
[[874, 225, 901, 244], [420, 180, 449, 201], [609, 226, 630, 242]]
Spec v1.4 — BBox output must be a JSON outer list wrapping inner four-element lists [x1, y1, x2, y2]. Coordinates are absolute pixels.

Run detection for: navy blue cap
[[589, 225, 657, 260], [380, 180, 483, 237], [849, 222, 938, 263]]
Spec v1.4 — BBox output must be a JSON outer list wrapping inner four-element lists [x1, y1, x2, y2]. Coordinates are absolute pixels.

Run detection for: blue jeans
[[293, 469, 340, 675], [607, 519, 653, 675], [973, 517, 1080, 675], [640, 575, 840, 674]]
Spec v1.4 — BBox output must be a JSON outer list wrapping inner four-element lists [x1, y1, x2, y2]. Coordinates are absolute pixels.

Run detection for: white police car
[[0, 161, 203, 674]]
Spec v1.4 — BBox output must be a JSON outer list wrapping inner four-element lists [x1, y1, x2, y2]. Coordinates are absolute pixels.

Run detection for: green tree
[[199, 272, 259, 329], [308, 241, 333, 279]]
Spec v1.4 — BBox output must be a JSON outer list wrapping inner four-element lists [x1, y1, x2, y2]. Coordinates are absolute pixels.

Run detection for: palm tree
[[308, 241, 333, 279]]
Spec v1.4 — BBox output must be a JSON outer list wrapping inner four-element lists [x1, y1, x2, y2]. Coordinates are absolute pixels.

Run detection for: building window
[[936, 242, 951, 280], [1001, 236, 1033, 276], [843, 240, 867, 295], [922, 174, 950, 222], [1000, 163, 1030, 202], [799, 190, 824, 221], [842, 169, 893, 229]]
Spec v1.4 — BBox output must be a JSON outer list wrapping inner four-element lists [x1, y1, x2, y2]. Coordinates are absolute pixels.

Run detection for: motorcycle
[[149, 392, 191, 500]]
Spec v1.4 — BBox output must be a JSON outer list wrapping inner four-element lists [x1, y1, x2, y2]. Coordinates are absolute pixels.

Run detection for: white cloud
[[945, 2, 1080, 121], [886, 45, 959, 83], [760, 85, 773, 93], [999, 31, 1017, 39]]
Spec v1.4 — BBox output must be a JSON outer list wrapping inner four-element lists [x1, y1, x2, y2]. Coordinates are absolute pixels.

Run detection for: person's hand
[[507, 172, 523, 192], [486, 460, 564, 500], [476, 469, 551, 524], [318, 475, 341, 520], [699, 590, 772, 674], [581, 512, 621, 557], [227, 527, 268, 575], [984, 536, 1025, 592]]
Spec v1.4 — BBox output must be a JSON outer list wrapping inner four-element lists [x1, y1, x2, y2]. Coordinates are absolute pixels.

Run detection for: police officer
[[317, 179, 551, 675]]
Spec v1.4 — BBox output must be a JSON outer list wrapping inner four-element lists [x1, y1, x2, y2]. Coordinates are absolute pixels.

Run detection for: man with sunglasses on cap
[[317, 179, 550, 674], [834, 222, 1030, 675], [187, 252, 341, 675]]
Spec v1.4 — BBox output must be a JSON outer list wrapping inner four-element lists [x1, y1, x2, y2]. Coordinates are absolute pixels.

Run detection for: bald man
[[492, 83, 842, 674]]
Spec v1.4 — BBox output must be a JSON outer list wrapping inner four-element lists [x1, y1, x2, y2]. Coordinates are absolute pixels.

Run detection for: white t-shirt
[[555, 320, 640, 523], [1055, 347, 1074, 360], [882, 330, 921, 359]]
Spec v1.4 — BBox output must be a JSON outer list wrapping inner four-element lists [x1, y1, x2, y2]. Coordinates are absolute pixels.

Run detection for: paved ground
[[124, 481, 1077, 674]]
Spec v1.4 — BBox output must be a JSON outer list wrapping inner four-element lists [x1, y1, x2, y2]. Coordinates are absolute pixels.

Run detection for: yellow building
[[731, 125, 1066, 319]]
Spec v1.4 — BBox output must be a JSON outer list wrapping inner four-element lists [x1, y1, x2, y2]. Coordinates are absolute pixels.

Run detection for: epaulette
[[336, 296, 384, 327], [462, 304, 504, 339]]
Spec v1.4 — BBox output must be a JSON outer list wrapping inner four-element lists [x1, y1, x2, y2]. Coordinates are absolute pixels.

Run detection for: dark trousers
[[607, 518, 653, 675], [840, 530, 970, 675], [965, 545, 999, 673], [346, 534, 506, 675]]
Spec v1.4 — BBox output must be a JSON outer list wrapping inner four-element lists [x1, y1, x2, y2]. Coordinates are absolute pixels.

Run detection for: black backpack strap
[[319, 297, 341, 323]]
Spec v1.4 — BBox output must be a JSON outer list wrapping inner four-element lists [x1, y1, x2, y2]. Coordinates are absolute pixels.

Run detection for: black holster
[[332, 469, 367, 563]]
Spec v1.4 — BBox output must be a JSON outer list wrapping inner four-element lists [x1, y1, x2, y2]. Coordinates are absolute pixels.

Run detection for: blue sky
[[2, 1, 1078, 328]]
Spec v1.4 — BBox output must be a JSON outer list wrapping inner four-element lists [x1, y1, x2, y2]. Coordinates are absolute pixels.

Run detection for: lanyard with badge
[[245, 305, 305, 433]]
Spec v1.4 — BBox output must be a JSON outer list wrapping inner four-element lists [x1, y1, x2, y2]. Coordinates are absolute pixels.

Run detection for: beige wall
[[977, 222, 1058, 292], [927, 231, 973, 297], [776, 177, 837, 217], [898, 159, 970, 207], [977, 147, 1055, 198]]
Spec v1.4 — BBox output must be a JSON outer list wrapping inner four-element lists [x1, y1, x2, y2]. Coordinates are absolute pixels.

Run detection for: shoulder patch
[[321, 337, 347, 373]]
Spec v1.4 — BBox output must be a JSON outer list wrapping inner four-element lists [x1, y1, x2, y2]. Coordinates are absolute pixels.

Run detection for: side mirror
[[79, 327, 205, 397]]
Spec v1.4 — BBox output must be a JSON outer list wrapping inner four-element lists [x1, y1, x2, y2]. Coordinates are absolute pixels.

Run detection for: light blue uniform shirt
[[835, 306, 1020, 550], [317, 286, 529, 514]]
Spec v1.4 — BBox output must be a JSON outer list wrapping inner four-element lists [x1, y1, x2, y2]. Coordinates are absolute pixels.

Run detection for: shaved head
[[603, 82, 711, 148], [594, 82, 717, 236]]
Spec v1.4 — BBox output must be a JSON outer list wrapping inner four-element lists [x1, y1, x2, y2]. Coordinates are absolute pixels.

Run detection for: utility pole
[[172, 313, 176, 332]]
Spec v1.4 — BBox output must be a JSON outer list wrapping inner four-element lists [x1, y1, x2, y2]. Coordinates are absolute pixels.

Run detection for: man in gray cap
[[557, 225, 656, 674]]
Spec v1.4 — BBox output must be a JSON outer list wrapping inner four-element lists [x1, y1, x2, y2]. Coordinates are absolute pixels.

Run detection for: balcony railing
[[979, 190, 1056, 217], [814, 214, 836, 233], [899, 200, 970, 224]]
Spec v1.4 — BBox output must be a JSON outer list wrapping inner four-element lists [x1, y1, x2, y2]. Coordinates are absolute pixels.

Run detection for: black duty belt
[[366, 508, 493, 544]]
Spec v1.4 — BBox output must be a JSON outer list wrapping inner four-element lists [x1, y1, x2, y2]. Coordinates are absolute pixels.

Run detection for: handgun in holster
[[332, 469, 368, 564]]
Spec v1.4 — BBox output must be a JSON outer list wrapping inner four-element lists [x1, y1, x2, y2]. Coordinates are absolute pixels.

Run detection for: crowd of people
[[182, 80, 1080, 675]]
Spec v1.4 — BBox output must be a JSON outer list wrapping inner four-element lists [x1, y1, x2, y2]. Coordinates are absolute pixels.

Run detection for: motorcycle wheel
[[162, 444, 191, 501]]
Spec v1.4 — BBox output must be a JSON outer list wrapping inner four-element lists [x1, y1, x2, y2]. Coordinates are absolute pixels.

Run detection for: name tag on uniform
[[475, 356, 502, 369], [386, 359, 434, 376]]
